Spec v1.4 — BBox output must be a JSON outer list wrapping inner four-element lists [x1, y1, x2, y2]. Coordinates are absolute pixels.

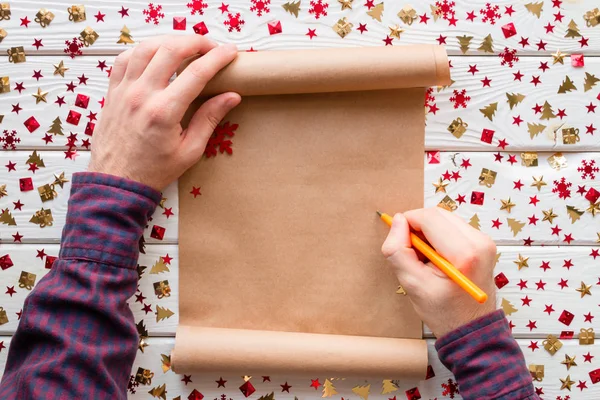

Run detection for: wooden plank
[[0, 336, 597, 399], [1, 1, 599, 55], [1, 244, 598, 337]]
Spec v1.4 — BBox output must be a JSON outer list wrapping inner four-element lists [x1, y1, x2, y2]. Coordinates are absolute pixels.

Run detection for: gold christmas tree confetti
[[565, 20, 581, 38], [457, 35, 473, 55], [561, 354, 577, 370], [0, 184, 7, 198], [547, 153, 567, 170], [527, 123, 546, 139], [322, 379, 338, 398], [525, 2, 543, 18], [478, 34, 494, 53], [160, 354, 171, 373], [469, 214, 481, 230], [26, 150, 45, 167], [258, 393, 275, 400], [282, 0, 301, 17], [32, 87, 49, 104], [514, 254, 529, 270], [501, 298, 518, 316], [53, 60, 69, 77], [47, 117, 64, 135], [155, 305, 174, 322], [576, 281, 592, 298], [531, 176, 547, 191], [430, 4, 440, 21], [507, 218, 526, 237], [150, 257, 170, 274], [506, 93, 525, 110], [352, 384, 371, 400], [381, 380, 398, 395], [367, 2, 384, 22], [542, 209, 558, 224], [560, 375, 575, 391], [148, 383, 167, 400], [558, 76, 577, 94], [540, 101, 556, 120], [552, 49, 567, 65], [0, 209, 16, 226], [117, 25, 134, 44], [479, 102, 498, 121], [389, 25, 404, 39], [500, 198, 516, 213], [433, 178, 448, 193], [338, 0, 353, 10], [566, 205, 584, 224], [583, 72, 599, 92]]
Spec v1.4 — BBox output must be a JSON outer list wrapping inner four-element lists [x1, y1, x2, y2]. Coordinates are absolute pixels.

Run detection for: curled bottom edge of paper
[[171, 325, 428, 379]]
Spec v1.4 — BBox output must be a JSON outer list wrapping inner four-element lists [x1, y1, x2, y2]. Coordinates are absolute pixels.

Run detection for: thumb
[[181, 92, 241, 161]]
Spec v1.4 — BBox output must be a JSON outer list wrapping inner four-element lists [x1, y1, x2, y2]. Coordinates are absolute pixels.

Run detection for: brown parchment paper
[[173, 45, 450, 379]]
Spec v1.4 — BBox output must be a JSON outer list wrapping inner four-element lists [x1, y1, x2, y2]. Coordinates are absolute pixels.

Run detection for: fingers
[[123, 37, 169, 81], [142, 36, 218, 87], [109, 48, 134, 89], [180, 92, 241, 163], [166, 44, 238, 112]]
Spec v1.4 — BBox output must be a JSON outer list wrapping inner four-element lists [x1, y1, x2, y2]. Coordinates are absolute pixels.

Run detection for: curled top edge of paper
[[180, 45, 451, 97]]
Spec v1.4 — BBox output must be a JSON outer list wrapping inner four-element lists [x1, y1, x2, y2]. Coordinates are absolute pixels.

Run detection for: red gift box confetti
[[150, 225, 165, 240], [19, 177, 34, 192], [193, 22, 209, 35]]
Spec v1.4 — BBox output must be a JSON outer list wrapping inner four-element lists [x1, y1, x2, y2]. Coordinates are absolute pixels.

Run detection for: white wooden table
[[1, 1, 599, 399]]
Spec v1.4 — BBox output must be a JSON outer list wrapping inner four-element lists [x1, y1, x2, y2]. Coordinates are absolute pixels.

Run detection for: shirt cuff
[[59, 172, 161, 269]]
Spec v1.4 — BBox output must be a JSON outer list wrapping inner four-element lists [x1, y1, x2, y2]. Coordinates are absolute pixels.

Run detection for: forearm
[[0, 173, 160, 399], [435, 309, 539, 400]]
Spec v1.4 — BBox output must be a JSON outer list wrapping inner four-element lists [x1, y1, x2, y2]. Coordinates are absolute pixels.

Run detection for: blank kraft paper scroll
[[174, 45, 451, 378]]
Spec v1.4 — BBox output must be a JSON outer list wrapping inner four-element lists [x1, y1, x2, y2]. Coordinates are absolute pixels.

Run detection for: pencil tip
[[376, 210, 382, 217]]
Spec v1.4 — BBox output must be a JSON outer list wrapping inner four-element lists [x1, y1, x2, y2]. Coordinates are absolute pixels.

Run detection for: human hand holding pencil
[[381, 207, 497, 338]]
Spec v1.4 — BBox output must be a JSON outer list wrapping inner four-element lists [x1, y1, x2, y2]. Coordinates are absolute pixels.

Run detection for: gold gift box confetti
[[0, 27, 7, 43], [543, 334, 563, 355], [521, 152, 538, 167], [153, 280, 171, 299], [30, 208, 54, 228], [7, 46, 26, 64], [398, 5, 417, 25], [0, 76, 9, 94], [35, 8, 55, 27], [135, 367, 154, 385], [333, 18, 353, 38], [68, 4, 86, 22], [579, 328, 595, 345], [448, 118, 468, 138], [547, 152, 567, 170], [478, 168, 497, 188], [0, 306, 8, 325], [437, 195, 457, 212], [0, 3, 10, 21], [38, 184, 57, 202], [584, 8, 600, 27], [529, 364, 544, 381], [19, 271, 37, 291], [80, 26, 99, 46], [562, 127, 580, 144]]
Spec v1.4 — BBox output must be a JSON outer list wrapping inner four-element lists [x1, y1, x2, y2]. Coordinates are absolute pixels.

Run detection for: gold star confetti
[[561, 354, 577, 370], [53, 172, 69, 188], [513, 254, 529, 270], [587, 202, 600, 217], [560, 375, 575, 391], [552, 49, 567, 64], [0, 184, 6, 198], [338, 0, 353, 10], [159, 197, 167, 209], [576, 281, 592, 298], [531, 176, 547, 191], [433, 178, 448, 194], [53, 60, 68, 77], [32, 87, 49, 104], [388, 25, 404, 39], [243, 375, 252, 382], [500, 198, 516, 213], [542, 209, 558, 224]]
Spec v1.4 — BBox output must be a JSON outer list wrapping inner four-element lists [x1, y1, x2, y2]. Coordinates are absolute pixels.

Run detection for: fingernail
[[226, 94, 240, 107]]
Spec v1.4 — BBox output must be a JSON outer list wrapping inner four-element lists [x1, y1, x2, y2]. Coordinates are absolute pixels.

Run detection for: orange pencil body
[[378, 212, 488, 304]]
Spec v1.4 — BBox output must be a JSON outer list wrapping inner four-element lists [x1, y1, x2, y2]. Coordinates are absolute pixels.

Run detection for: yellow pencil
[[377, 211, 488, 304]]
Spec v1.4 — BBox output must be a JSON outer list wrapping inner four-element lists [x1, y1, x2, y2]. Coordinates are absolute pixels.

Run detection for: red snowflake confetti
[[250, 0, 271, 16], [224, 12, 245, 32], [309, 0, 329, 19], [441, 378, 460, 398], [205, 121, 238, 158], [1, 130, 21, 150], [64, 37, 84, 58], [143, 3, 165, 25], [128, 375, 140, 394], [578, 160, 599, 180], [552, 177, 572, 200], [435, 0, 456, 21], [480, 3, 501, 24], [425, 87, 437, 113], [449, 89, 471, 109], [499, 47, 519, 67], [187, 0, 208, 15]]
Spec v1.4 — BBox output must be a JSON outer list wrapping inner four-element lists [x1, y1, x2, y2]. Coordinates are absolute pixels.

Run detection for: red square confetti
[[188, 389, 204, 400], [0, 254, 14, 270], [571, 54, 584, 67], [405, 387, 421, 400], [268, 20, 282, 35], [85, 122, 96, 136], [19, 177, 33, 191], [24, 116, 40, 133], [427, 151, 440, 164], [45, 255, 57, 269], [480, 129, 494, 144], [173, 16, 187, 30], [559, 310, 574, 326], [585, 187, 600, 204], [494, 272, 509, 289], [66, 110, 82, 125], [560, 331, 574, 339], [193, 21, 209, 35], [75, 94, 90, 109], [590, 368, 600, 384], [239, 381, 255, 398], [470, 191, 485, 205], [501, 22, 517, 38], [150, 225, 165, 240], [425, 365, 435, 380]]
